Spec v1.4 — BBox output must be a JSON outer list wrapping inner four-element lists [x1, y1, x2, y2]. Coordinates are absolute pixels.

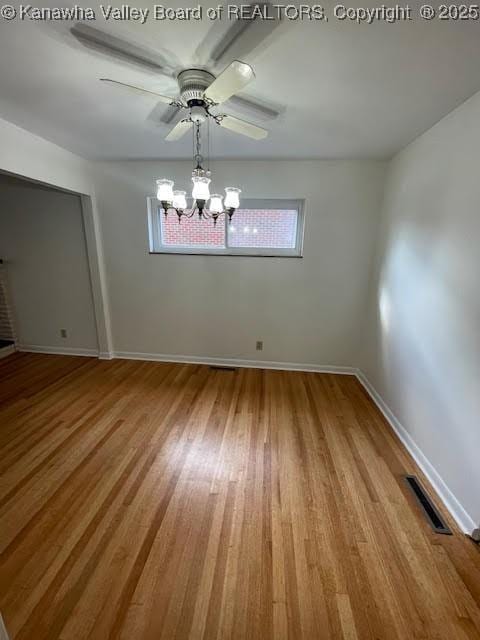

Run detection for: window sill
[[148, 251, 303, 258]]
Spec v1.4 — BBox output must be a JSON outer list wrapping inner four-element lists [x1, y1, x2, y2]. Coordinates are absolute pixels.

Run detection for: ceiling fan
[[69, 3, 282, 142], [99, 62, 266, 141]]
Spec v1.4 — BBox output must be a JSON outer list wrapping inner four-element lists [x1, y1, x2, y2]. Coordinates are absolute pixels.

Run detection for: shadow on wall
[[375, 218, 479, 518], [0, 177, 99, 353]]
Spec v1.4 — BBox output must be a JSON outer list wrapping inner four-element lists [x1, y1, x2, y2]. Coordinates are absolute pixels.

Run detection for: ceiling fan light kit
[[148, 60, 263, 226], [70, 18, 282, 226]]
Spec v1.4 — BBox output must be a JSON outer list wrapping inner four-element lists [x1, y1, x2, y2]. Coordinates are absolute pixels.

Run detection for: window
[[147, 198, 304, 257]]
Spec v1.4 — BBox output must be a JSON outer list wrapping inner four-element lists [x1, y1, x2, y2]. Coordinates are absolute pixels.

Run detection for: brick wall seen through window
[[149, 198, 304, 256], [161, 208, 298, 249], [162, 213, 224, 247], [228, 209, 297, 248]]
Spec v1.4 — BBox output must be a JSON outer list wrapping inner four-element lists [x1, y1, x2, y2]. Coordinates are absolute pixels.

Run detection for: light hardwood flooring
[[0, 353, 479, 639]]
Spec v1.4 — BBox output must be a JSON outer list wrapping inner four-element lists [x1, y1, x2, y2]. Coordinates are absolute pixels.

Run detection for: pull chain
[[194, 122, 203, 168]]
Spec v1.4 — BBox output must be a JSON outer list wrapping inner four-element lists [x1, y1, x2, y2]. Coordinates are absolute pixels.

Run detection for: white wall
[[0, 118, 94, 196], [0, 178, 99, 352], [93, 160, 385, 366], [0, 116, 112, 354], [0, 112, 477, 532], [361, 92, 480, 531]]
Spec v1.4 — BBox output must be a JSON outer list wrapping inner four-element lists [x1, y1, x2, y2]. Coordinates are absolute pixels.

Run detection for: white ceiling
[[1, 1, 480, 160]]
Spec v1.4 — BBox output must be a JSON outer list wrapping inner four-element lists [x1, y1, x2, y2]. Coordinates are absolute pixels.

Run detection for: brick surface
[[161, 208, 297, 249]]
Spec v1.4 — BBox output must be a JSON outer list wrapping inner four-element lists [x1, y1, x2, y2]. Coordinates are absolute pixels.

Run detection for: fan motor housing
[[177, 68, 215, 107]]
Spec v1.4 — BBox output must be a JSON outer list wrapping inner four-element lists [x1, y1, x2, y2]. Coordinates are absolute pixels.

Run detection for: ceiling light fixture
[[156, 121, 241, 225]]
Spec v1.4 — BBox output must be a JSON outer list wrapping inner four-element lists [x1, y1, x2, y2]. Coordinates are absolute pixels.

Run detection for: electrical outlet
[[256, 341, 263, 351], [60, 329, 67, 339]]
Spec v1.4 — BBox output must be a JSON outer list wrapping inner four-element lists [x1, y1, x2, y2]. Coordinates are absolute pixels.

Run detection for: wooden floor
[[0, 354, 479, 640]]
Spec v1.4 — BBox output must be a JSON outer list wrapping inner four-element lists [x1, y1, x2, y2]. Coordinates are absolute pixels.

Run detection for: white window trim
[[147, 197, 305, 257]]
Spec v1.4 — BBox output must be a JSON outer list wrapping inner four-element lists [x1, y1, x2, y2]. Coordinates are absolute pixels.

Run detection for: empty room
[[0, 3, 479, 639]]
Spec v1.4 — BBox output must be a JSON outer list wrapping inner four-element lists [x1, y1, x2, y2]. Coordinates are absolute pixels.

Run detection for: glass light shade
[[172, 190, 187, 210], [209, 194, 223, 214], [224, 187, 241, 209], [156, 178, 174, 202], [191, 176, 211, 201]]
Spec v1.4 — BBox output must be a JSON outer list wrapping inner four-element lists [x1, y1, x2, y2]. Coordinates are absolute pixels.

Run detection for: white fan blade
[[100, 79, 175, 105], [201, 3, 282, 66], [227, 94, 280, 120], [166, 119, 193, 141], [70, 24, 167, 73], [204, 61, 255, 105], [218, 114, 267, 140], [160, 104, 183, 124]]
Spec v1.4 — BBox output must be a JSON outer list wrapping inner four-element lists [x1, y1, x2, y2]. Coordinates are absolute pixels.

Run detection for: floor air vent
[[404, 475, 452, 535], [209, 366, 237, 371]]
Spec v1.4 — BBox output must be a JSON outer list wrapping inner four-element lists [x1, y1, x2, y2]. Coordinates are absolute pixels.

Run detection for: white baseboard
[[0, 344, 16, 359], [0, 614, 10, 640], [356, 370, 477, 535], [17, 344, 99, 358], [6, 344, 476, 535], [112, 351, 357, 375]]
